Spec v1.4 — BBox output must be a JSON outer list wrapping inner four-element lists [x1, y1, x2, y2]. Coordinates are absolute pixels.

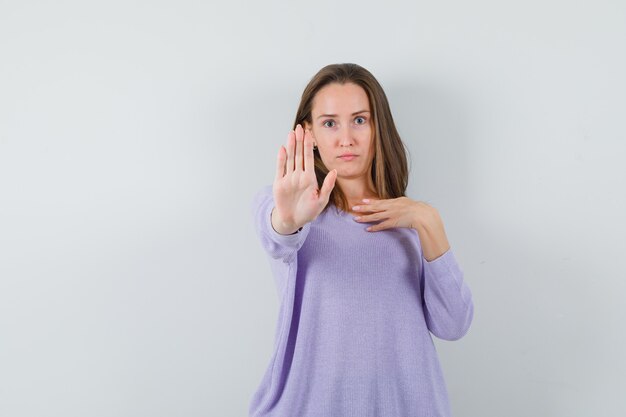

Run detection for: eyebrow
[[316, 110, 370, 120]]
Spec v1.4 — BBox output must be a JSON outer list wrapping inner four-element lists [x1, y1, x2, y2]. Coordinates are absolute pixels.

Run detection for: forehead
[[311, 82, 370, 115]]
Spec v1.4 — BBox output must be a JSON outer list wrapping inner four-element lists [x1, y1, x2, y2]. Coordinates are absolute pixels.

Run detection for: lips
[[339, 154, 357, 161], [338, 153, 357, 158]]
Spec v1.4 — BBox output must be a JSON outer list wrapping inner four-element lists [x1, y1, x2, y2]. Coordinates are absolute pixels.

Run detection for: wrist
[[271, 207, 302, 235], [410, 212, 424, 231]]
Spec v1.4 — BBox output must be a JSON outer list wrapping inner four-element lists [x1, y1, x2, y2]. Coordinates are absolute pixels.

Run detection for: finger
[[357, 211, 383, 222], [295, 124, 303, 172], [285, 130, 295, 174], [366, 220, 390, 232], [320, 168, 337, 204], [275, 145, 287, 182], [355, 200, 383, 213], [352, 205, 376, 214], [304, 129, 314, 173]]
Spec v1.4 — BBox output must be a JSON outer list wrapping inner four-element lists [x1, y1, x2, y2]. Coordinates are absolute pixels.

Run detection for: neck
[[336, 176, 378, 204]]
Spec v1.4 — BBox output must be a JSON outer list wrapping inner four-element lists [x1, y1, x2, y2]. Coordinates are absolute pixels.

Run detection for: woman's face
[[305, 82, 375, 182]]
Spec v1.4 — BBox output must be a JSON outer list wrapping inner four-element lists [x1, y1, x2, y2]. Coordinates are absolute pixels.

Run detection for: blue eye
[[355, 116, 366, 124], [323, 120, 335, 128]]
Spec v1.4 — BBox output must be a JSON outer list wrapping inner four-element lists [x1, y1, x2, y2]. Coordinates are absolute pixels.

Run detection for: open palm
[[272, 124, 337, 232]]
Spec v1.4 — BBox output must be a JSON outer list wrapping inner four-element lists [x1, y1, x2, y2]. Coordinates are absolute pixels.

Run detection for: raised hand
[[271, 124, 337, 234]]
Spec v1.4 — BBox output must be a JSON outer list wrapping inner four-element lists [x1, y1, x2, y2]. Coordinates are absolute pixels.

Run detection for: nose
[[338, 124, 354, 147]]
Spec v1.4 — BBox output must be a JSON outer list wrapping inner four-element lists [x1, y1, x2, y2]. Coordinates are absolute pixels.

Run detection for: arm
[[271, 206, 303, 235], [346, 194, 474, 339], [419, 247, 474, 341], [250, 184, 311, 264]]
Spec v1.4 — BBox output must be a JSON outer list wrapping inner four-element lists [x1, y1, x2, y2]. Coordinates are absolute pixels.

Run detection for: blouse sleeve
[[419, 248, 474, 341], [250, 184, 312, 264]]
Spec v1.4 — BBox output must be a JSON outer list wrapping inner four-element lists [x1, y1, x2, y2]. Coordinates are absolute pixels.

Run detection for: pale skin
[[271, 82, 450, 262]]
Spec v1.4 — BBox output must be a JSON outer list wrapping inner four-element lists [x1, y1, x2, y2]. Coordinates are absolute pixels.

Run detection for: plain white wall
[[1, 1, 625, 416]]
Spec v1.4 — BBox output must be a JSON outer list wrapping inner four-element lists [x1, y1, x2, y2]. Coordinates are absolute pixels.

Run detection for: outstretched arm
[[250, 185, 311, 263], [250, 124, 337, 263]]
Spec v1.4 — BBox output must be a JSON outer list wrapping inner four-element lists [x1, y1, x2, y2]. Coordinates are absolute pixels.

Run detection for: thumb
[[319, 169, 337, 204]]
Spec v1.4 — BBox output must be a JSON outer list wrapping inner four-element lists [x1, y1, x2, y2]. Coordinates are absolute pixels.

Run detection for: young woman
[[249, 63, 474, 417]]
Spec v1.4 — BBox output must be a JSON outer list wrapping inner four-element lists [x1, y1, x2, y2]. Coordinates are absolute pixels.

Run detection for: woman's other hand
[[352, 197, 451, 261], [272, 124, 337, 235]]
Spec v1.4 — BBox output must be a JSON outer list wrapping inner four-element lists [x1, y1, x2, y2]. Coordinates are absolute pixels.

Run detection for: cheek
[[361, 129, 372, 141], [317, 147, 336, 166], [312, 133, 332, 152], [359, 130, 373, 148]]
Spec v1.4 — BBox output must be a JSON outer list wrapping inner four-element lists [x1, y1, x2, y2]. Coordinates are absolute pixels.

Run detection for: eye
[[355, 116, 367, 125], [323, 120, 335, 128]]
